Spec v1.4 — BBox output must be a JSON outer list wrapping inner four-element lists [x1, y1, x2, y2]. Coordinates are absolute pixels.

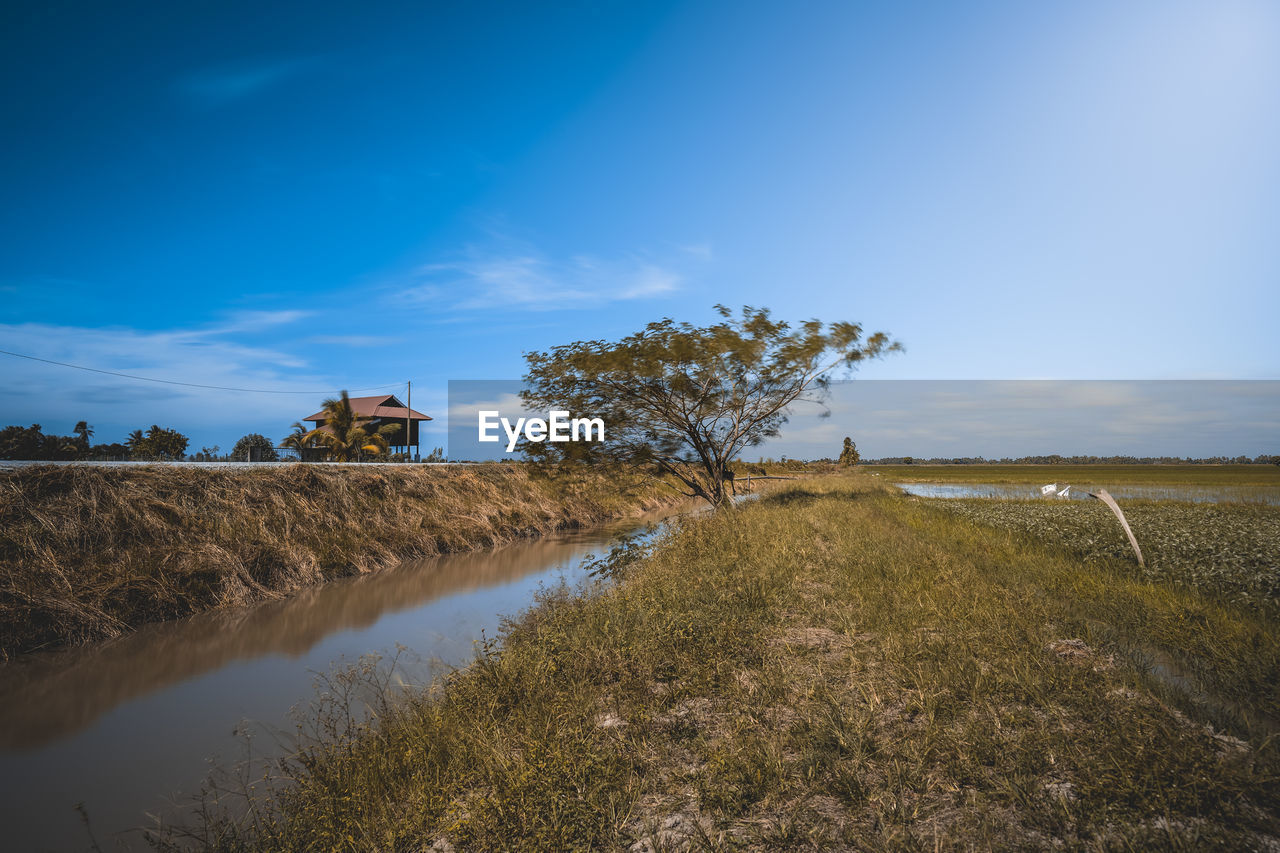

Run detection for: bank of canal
[[0, 502, 691, 852]]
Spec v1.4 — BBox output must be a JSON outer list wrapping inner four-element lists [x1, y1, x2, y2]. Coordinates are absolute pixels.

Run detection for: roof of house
[[304, 394, 432, 423]]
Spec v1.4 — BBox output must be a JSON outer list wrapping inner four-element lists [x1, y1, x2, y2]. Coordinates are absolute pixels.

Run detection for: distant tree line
[[0, 408, 446, 464], [0, 422, 191, 461], [862, 454, 1280, 465]]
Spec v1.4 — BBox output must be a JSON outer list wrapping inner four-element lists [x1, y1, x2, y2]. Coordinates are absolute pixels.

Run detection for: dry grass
[[0, 463, 678, 658], [156, 474, 1280, 851]]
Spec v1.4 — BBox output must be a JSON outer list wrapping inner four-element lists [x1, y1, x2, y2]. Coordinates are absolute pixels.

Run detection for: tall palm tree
[[126, 429, 145, 455], [305, 391, 402, 462], [70, 420, 94, 459]]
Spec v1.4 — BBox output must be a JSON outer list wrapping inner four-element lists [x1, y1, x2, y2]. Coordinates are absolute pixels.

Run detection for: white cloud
[[307, 335, 400, 347], [213, 310, 313, 333], [402, 246, 691, 311]]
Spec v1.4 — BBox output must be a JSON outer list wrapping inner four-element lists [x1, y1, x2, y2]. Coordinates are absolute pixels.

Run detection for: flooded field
[[0, 505, 687, 851], [896, 482, 1280, 505]]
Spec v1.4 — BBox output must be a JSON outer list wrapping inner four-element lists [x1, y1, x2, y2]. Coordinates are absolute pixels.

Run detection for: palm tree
[[126, 429, 145, 457], [73, 421, 93, 445], [280, 422, 312, 461], [305, 391, 402, 462]]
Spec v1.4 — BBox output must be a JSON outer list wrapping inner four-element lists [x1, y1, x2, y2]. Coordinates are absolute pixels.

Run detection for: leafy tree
[[0, 424, 86, 460], [838, 436, 860, 466], [232, 433, 279, 462], [305, 390, 401, 462], [521, 305, 900, 506], [279, 422, 312, 460], [129, 425, 189, 460], [0, 424, 48, 460]]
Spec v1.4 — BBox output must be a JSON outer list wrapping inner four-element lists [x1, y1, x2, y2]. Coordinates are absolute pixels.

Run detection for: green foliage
[[522, 305, 900, 506], [0, 421, 99, 460], [0, 424, 62, 460], [279, 423, 311, 460], [128, 425, 189, 460], [231, 433, 280, 462]]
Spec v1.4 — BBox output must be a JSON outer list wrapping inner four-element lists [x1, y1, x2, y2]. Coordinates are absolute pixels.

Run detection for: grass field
[[869, 463, 1280, 486], [160, 475, 1280, 851]]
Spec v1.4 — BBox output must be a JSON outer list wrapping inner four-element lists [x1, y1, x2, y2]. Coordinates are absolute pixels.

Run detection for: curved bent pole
[[1089, 488, 1144, 567]]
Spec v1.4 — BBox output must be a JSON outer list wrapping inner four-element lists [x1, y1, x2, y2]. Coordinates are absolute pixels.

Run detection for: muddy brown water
[[0, 503, 692, 851]]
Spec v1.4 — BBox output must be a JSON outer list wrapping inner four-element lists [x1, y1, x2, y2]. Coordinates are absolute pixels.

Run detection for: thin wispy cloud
[[402, 246, 691, 312], [177, 57, 320, 105], [209, 310, 313, 335], [307, 335, 402, 347]]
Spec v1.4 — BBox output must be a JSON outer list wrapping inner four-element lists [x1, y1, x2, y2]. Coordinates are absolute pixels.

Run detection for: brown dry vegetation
[[0, 463, 679, 658]]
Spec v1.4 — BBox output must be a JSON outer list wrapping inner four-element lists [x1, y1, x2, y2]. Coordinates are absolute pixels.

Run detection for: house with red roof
[[302, 394, 432, 459]]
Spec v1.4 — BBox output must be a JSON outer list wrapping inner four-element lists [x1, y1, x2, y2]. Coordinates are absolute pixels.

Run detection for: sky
[[2, 0, 1277, 455]]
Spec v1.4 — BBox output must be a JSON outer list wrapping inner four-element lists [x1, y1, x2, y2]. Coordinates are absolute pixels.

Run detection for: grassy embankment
[[0, 464, 682, 659], [168, 475, 1279, 851], [870, 463, 1280, 487]]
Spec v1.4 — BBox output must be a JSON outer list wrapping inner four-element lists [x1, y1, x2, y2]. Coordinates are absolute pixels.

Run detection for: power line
[[0, 348, 405, 395]]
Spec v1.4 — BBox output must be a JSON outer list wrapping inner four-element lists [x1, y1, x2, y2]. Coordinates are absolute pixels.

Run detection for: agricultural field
[[871, 463, 1280, 487], [930, 498, 1280, 618]]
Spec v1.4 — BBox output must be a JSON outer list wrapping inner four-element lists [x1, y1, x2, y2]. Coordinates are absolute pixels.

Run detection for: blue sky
[[2, 0, 1277, 454]]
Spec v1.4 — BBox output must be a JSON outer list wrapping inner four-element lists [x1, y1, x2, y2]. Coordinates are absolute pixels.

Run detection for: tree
[[838, 436, 860, 466], [521, 305, 900, 507], [73, 421, 94, 453], [129, 425, 189, 460], [279, 422, 312, 460], [232, 433, 279, 462], [0, 424, 48, 460], [305, 390, 401, 462]]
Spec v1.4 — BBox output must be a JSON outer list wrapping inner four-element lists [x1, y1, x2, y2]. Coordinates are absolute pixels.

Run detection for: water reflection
[[0, 533, 637, 751], [0, 503, 687, 851], [896, 482, 1280, 505]]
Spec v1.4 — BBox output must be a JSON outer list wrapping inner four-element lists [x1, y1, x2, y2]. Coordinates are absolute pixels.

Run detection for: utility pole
[[406, 380, 412, 462]]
